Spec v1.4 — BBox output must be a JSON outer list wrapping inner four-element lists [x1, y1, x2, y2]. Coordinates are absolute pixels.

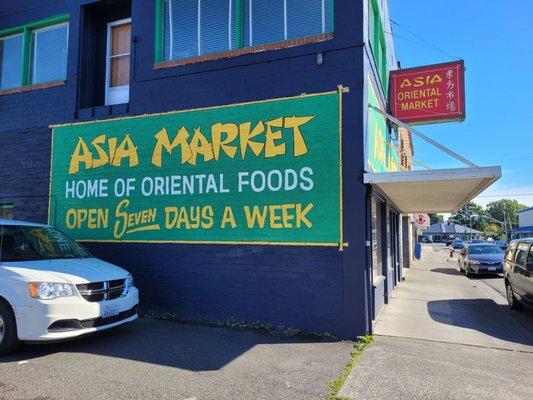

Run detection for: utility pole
[[503, 211, 509, 241]]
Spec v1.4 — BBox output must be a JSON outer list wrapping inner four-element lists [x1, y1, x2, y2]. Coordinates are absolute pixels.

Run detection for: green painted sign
[[49, 91, 342, 247], [367, 76, 400, 173]]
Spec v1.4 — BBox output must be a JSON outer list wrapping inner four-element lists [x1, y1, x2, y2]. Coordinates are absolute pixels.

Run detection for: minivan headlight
[[469, 260, 480, 265], [28, 282, 75, 300]]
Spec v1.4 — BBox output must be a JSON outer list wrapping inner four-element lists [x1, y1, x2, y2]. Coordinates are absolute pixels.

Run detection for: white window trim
[[105, 18, 131, 106], [30, 22, 69, 85]]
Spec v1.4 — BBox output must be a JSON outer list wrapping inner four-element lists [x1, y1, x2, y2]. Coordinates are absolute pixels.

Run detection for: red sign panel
[[389, 61, 465, 125]]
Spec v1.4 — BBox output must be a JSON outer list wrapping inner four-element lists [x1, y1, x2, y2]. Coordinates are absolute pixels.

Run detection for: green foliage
[[450, 202, 488, 232], [428, 213, 444, 224], [486, 199, 527, 227], [328, 336, 373, 400]]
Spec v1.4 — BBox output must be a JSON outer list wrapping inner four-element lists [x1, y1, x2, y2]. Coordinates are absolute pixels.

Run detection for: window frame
[[0, 14, 69, 90], [30, 22, 69, 86], [514, 243, 530, 267], [154, 0, 334, 65], [105, 18, 132, 106]]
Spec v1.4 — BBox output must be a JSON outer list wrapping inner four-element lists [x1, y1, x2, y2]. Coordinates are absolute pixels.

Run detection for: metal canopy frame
[[368, 105, 478, 168]]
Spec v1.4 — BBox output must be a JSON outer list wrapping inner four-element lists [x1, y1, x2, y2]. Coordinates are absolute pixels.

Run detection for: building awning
[[364, 166, 501, 214]]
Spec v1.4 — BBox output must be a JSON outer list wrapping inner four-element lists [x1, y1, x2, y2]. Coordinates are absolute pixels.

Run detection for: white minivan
[[0, 219, 139, 355]]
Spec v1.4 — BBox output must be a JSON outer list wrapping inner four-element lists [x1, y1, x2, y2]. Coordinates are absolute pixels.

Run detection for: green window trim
[[154, 0, 164, 63], [154, 0, 333, 64], [0, 13, 69, 87], [368, 0, 388, 94], [154, 0, 246, 63]]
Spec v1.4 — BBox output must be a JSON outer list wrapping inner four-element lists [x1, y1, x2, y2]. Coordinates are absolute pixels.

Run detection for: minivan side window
[[527, 245, 533, 266], [506, 242, 517, 262], [514, 243, 530, 266]]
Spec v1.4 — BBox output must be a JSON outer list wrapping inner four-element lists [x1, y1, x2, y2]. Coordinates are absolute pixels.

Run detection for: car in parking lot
[[445, 237, 455, 246], [458, 243, 504, 276], [503, 238, 533, 310], [452, 239, 466, 249], [470, 238, 485, 244], [0, 220, 139, 355]]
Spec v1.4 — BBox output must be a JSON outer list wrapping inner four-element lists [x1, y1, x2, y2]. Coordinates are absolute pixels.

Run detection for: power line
[[389, 18, 462, 61], [477, 193, 533, 198]]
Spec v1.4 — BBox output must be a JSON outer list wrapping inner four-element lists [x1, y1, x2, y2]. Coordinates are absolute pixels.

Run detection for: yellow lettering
[[296, 203, 313, 228], [151, 127, 193, 167], [244, 205, 268, 228], [284, 116, 313, 157], [68, 138, 93, 174], [221, 206, 237, 228], [264, 117, 285, 158], [111, 134, 139, 167], [239, 121, 265, 158], [211, 123, 238, 160]]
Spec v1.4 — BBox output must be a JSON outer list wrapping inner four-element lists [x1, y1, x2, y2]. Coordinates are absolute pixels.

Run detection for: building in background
[[423, 222, 482, 243], [513, 207, 533, 238], [0, 0, 498, 338]]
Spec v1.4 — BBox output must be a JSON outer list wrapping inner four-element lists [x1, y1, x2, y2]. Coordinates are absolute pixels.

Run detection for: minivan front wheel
[[506, 282, 522, 311], [0, 301, 20, 355]]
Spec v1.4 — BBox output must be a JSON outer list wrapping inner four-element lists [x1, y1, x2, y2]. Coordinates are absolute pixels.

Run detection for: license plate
[[102, 304, 120, 318], [488, 267, 496, 271]]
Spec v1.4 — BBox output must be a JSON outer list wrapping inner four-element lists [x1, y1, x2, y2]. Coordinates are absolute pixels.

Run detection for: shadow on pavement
[[0, 317, 327, 371], [427, 299, 533, 347], [430, 267, 461, 276]]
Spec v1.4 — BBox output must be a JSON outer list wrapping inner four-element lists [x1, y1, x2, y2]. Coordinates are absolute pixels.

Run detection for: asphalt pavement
[[0, 318, 353, 400], [338, 244, 533, 400]]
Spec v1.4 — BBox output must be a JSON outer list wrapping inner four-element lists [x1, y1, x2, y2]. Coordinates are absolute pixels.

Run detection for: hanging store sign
[[389, 61, 465, 125], [49, 91, 343, 247], [413, 213, 430, 230]]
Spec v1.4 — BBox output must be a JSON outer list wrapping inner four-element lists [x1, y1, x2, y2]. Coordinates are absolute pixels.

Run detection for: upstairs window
[[0, 15, 69, 90], [158, 0, 333, 63], [0, 34, 23, 89], [244, 0, 333, 46], [30, 23, 68, 85], [163, 0, 237, 60]]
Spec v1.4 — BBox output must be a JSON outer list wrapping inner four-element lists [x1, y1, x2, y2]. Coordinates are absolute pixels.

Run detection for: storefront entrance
[[370, 194, 402, 322]]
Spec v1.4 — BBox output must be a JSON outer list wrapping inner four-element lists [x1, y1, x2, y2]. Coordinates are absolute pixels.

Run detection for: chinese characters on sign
[[389, 61, 465, 125]]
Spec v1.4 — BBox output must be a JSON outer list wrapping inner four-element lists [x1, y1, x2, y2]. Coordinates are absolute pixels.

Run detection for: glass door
[[105, 18, 131, 105]]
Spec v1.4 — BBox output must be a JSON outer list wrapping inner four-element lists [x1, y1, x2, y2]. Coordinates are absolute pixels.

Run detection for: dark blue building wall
[[0, 0, 369, 338]]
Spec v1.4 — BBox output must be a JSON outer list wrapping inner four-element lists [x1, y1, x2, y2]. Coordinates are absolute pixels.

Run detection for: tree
[[486, 199, 527, 227], [450, 202, 488, 232], [485, 224, 502, 237], [428, 213, 444, 224]]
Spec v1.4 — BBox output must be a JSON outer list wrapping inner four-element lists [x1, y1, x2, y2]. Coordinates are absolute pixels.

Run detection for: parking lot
[[0, 318, 353, 400]]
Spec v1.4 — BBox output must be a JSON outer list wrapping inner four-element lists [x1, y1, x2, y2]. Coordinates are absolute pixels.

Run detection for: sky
[[388, 0, 533, 208]]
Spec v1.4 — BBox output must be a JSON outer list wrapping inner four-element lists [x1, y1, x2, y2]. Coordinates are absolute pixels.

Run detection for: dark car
[[503, 239, 533, 310], [452, 239, 465, 249], [458, 244, 504, 276]]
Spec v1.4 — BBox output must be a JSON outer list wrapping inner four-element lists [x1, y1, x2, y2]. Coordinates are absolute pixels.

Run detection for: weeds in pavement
[[144, 310, 338, 340], [328, 335, 373, 400]]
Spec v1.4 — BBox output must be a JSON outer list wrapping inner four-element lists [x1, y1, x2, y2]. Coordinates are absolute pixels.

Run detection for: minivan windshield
[[0, 225, 91, 262], [467, 245, 503, 255]]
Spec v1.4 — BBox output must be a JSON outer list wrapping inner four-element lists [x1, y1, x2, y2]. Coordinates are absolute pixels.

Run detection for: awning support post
[[368, 105, 478, 168]]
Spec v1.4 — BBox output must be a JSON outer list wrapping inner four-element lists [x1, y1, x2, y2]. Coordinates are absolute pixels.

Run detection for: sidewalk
[[338, 245, 533, 400]]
